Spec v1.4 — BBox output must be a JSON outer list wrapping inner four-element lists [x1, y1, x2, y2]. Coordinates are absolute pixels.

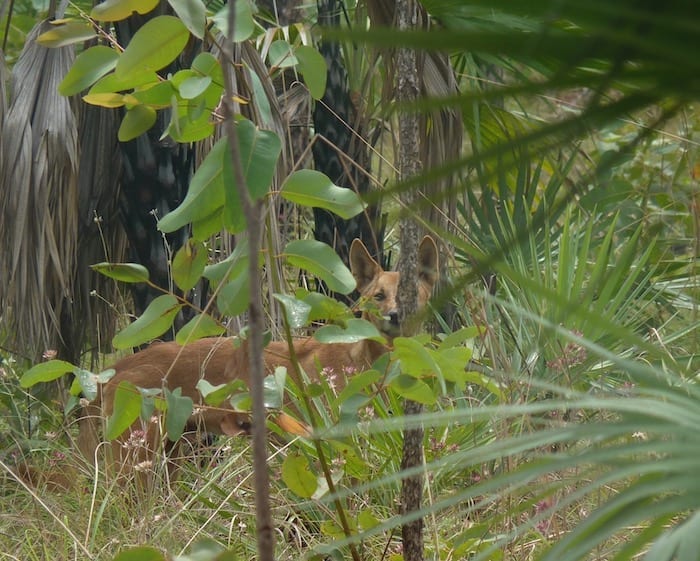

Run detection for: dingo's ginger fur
[[78, 237, 438, 472]]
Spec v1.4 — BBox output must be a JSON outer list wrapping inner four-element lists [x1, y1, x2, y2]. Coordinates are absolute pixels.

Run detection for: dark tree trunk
[[312, 0, 385, 293]]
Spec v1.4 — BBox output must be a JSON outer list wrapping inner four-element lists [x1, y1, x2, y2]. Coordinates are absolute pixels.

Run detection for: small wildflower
[[534, 498, 555, 537], [122, 430, 147, 450], [133, 460, 153, 472], [43, 349, 58, 360], [547, 331, 587, 373]]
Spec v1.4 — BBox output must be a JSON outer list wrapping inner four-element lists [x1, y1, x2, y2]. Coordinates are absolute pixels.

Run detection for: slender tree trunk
[[222, 2, 274, 560], [395, 2, 425, 561]]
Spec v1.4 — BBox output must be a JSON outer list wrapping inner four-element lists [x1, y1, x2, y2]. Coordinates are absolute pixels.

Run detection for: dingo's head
[[349, 236, 439, 339]]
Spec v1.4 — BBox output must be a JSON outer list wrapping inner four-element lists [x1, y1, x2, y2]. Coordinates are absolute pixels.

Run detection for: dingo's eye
[[374, 291, 385, 302]]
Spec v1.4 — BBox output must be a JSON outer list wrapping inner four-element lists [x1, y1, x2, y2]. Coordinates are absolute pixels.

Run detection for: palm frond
[[0, 20, 78, 361]]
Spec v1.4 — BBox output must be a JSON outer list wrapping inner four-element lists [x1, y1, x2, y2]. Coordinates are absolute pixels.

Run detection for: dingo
[[78, 237, 438, 475]]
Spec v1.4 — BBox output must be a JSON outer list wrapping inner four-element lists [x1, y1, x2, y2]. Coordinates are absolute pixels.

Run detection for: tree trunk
[[395, 2, 425, 561]]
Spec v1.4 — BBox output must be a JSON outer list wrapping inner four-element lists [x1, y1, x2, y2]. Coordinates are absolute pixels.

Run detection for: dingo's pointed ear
[[350, 238, 382, 292], [418, 236, 439, 288]]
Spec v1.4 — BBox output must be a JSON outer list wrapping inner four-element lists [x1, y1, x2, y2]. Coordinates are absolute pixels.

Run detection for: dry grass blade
[[0, 20, 78, 361]]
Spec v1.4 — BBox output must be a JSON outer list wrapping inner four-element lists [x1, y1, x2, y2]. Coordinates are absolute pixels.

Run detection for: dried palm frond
[[0, 20, 79, 362]]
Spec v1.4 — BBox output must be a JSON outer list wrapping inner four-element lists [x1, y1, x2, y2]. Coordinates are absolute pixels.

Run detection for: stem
[[220, 2, 274, 560]]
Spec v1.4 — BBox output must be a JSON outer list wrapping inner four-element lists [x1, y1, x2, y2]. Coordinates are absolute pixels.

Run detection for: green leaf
[[282, 453, 318, 498], [91, 0, 160, 21], [212, 1, 255, 42], [281, 169, 365, 219], [314, 318, 384, 344], [20, 360, 76, 388], [284, 240, 356, 295], [217, 274, 250, 317], [158, 137, 228, 233], [112, 545, 164, 561], [36, 20, 96, 47], [172, 239, 208, 291], [118, 104, 157, 141], [222, 120, 282, 232], [268, 40, 298, 68], [295, 45, 327, 100], [178, 75, 212, 99], [390, 374, 436, 405], [82, 92, 126, 108], [168, 0, 206, 39], [89, 70, 159, 95], [175, 314, 225, 345], [197, 377, 247, 407], [274, 294, 312, 329], [73, 368, 101, 401], [91, 262, 150, 283], [358, 509, 381, 531], [164, 387, 193, 441], [59, 46, 119, 96], [105, 381, 143, 440], [300, 291, 352, 323], [131, 81, 177, 108], [115, 16, 190, 81], [393, 337, 440, 378], [112, 295, 182, 349], [264, 369, 286, 409]]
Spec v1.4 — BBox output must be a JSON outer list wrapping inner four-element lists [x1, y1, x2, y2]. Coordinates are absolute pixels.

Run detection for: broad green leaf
[[168, 0, 206, 39], [300, 291, 352, 323], [91, 262, 150, 283], [20, 360, 76, 388], [118, 104, 157, 141], [178, 76, 212, 99], [73, 368, 99, 401], [393, 337, 440, 378], [115, 16, 189, 81], [172, 239, 208, 291], [274, 294, 312, 329], [105, 381, 142, 440], [175, 314, 226, 344], [217, 274, 250, 317], [112, 295, 182, 349], [284, 240, 356, 295], [337, 369, 382, 401], [131, 81, 176, 108], [268, 40, 297, 69], [358, 510, 381, 531], [158, 137, 227, 233], [281, 169, 365, 219], [223, 120, 282, 233], [36, 20, 96, 47], [164, 388, 193, 441], [247, 68, 273, 127], [282, 453, 317, 498], [295, 45, 327, 100], [112, 545, 164, 561], [212, 1, 255, 42], [83, 92, 125, 108], [191, 52, 222, 80], [89, 71, 159, 94], [389, 374, 436, 405], [314, 318, 383, 344], [197, 378, 247, 407], [91, 0, 159, 21], [264, 369, 286, 409], [203, 241, 252, 284], [59, 46, 119, 96]]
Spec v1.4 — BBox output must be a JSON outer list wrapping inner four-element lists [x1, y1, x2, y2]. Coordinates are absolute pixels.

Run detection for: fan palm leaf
[[0, 20, 78, 362]]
